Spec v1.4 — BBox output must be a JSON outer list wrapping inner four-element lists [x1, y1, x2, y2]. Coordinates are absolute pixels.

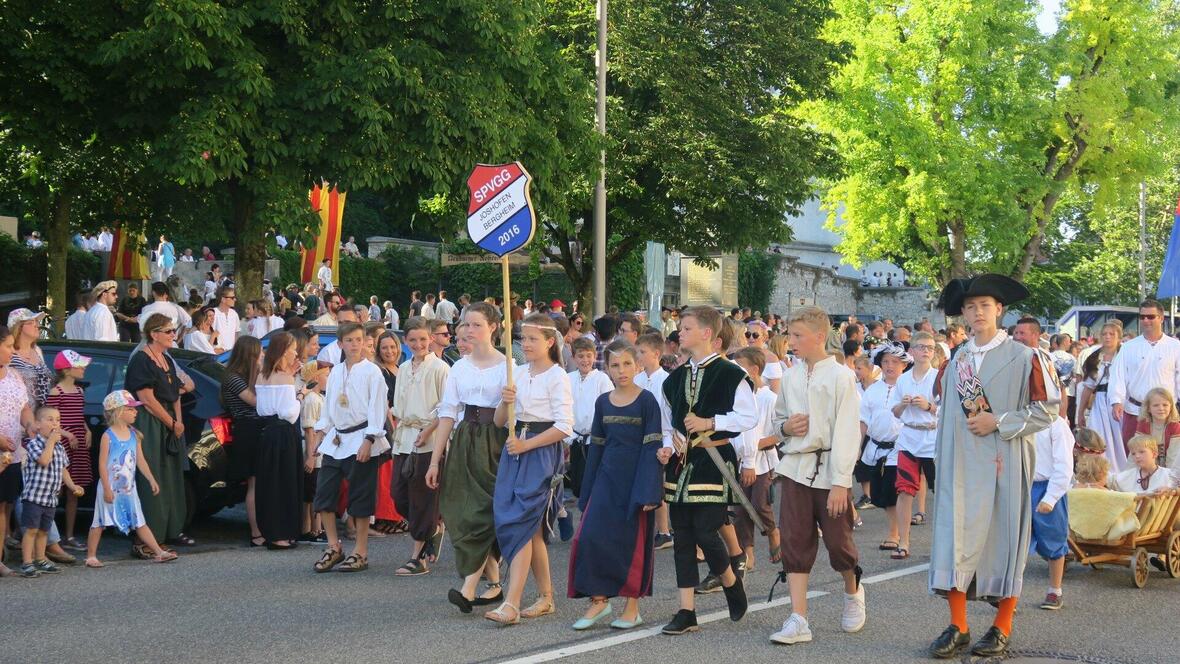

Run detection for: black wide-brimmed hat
[[938, 274, 1030, 316]]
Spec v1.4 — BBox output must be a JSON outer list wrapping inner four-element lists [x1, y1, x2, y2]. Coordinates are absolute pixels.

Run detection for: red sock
[[947, 589, 968, 631], [993, 596, 1017, 636]]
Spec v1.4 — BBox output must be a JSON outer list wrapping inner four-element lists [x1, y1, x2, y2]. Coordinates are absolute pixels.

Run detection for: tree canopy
[[807, 0, 1180, 287]]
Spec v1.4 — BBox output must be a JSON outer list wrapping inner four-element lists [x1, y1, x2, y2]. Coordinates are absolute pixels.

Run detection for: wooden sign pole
[[502, 255, 515, 431]]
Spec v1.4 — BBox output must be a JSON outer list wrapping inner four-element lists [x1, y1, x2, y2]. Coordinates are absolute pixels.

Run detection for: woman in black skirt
[[254, 332, 308, 549], [222, 337, 265, 546]]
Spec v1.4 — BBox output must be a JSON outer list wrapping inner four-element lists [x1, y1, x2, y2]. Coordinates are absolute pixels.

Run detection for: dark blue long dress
[[567, 390, 664, 598]]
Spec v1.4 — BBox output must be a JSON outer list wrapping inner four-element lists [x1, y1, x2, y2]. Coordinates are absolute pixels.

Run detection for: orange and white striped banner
[[107, 228, 151, 280], [300, 183, 346, 286]]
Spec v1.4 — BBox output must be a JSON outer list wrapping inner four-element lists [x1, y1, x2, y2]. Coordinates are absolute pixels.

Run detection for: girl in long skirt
[[254, 332, 309, 549], [425, 303, 507, 613], [568, 341, 666, 630], [484, 314, 574, 625], [1077, 322, 1124, 469]]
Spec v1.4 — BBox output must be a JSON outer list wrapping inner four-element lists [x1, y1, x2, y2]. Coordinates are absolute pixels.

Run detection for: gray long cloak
[[928, 337, 1057, 600]]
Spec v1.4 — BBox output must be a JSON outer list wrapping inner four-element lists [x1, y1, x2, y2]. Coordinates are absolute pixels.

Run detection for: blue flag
[[1158, 198, 1180, 298]]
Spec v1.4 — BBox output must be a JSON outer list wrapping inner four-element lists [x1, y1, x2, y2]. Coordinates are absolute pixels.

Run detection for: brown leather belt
[[463, 405, 497, 425]]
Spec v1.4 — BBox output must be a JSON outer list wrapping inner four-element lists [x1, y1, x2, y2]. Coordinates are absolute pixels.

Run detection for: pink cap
[[53, 349, 92, 371]]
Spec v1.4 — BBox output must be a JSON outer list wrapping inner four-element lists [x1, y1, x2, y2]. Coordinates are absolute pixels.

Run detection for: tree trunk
[[228, 179, 265, 302], [948, 217, 968, 279], [45, 190, 72, 335]]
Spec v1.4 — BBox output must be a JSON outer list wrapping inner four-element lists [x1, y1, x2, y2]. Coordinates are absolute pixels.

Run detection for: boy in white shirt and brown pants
[[636, 332, 674, 549], [770, 306, 865, 645]]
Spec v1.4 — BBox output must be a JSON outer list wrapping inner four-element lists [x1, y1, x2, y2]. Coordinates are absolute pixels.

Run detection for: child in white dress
[[85, 390, 177, 567]]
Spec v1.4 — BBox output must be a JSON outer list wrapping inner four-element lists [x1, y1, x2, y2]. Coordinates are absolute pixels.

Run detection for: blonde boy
[[770, 306, 864, 645]]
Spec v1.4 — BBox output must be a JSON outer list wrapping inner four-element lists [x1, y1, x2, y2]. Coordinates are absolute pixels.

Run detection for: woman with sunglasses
[[125, 314, 194, 554], [745, 320, 782, 393]]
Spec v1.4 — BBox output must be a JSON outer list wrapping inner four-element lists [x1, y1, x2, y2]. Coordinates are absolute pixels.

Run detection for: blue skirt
[[493, 431, 563, 564]]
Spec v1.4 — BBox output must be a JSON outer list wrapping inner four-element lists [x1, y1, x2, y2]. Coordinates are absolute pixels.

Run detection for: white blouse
[[248, 316, 285, 338], [438, 356, 509, 421], [256, 383, 300, 423], [183, 330, 216, 354], [859, 379, 901, 466], [1110, 466, 1176, 494], [514, 363, 574, 436]]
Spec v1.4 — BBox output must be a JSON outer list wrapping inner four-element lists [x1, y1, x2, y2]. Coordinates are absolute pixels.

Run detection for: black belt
[[870, 438, 896, 450], [463, 405, 497, 425], [1093, 385, 1108, 393], [516, 420, 555, 436], [1129, 396, 1142, 407], [337, 422, 368, 435]]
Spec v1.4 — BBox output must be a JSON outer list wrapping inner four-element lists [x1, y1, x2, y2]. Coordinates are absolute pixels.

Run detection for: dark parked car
[[39, 341, 243, 523]]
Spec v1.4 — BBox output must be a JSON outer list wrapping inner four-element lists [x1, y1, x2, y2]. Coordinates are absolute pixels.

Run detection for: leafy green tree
[[97, 0, 597, 301], [538, 0, 843, 304], [807, 0, 1180, 286]]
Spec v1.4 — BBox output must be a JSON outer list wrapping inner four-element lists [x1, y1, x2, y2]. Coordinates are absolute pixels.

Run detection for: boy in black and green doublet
[[662, 354, 757, 598]]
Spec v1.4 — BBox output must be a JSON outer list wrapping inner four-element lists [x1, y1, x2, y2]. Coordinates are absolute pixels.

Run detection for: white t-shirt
[[384, 307, 400, 331], [895, 367, 939, 458], [64, 310, 88, 340], [569, 369, 613, 437], [735, 385, 779, 474], [212, 307, 240, 350], [317, 265, 333, 292]]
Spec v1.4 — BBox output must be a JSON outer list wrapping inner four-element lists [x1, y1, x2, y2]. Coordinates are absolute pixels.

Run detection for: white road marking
[[500, 563, 930, 663]]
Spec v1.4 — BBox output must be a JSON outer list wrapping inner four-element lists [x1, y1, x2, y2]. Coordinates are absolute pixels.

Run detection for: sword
[[674, 430, 768, 535]]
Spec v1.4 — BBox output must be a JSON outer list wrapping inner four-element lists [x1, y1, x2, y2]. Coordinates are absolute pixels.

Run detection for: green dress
[[125, 350, 188, 541]]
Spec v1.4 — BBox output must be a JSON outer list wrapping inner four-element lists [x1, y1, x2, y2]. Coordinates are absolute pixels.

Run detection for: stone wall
[[857, 286, 944, 328], [766, 257, 943, 327], [767, 256, 859, 316]]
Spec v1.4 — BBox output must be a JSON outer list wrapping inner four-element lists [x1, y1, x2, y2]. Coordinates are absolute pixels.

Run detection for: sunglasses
[[223, 295, 237, 300], [1140, 314, 1159, 320], [157, 328, 177, 335], [745, 332, 761, 339]]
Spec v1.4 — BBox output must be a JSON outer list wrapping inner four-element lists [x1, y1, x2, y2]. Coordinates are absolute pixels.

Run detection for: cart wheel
[[1167, 532, 1180, 579], [1132, 547, 1150, 588]]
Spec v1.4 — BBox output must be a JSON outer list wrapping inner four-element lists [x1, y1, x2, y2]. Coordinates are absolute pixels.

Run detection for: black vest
[[662, 355, 752, 441]]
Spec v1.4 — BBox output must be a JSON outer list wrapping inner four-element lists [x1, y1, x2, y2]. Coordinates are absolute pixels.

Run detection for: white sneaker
[[842, 584, 866, 633], [770, 613, 812, 645]]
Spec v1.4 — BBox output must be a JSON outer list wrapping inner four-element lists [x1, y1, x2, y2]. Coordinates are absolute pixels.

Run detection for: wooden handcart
[[1068, 489, 1180, 588]]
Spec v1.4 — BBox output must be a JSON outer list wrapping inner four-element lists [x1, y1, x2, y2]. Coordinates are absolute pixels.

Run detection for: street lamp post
[[593, 0, 607, 318]]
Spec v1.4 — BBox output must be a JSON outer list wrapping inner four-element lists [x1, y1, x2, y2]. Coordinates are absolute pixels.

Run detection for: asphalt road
[[5, 499, 1179, 664]]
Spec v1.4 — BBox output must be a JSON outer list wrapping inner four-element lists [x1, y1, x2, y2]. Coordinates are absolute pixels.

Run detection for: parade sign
[[466, 162, 537, 256]]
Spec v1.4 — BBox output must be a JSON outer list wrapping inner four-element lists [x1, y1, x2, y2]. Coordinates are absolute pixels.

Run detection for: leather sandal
[[395, 558, 429, 576], [314, 547, 345, 573], [337, 553, 368, 572], [521, 594, 556, 619], [485, 601, 520, 626]]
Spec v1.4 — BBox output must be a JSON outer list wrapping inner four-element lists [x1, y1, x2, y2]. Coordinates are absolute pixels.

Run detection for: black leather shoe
[[723, 576, 748, 621], [971, 626, 1010, 657], [447, 588, 473, 614], [928, 625, 970, 659], [661, 609, 699, 635]]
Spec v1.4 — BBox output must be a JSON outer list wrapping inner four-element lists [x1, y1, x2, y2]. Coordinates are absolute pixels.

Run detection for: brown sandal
[[520, 594, 555, 619], [337, 553, 368, 572], [314, 547, 344, 573]]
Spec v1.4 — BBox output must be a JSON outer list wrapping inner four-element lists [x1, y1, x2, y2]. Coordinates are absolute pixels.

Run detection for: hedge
[[0, 234, 102, 300]]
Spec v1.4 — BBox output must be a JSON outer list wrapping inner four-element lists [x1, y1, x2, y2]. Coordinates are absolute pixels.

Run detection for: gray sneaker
[[695, 574, 723, 594], [34, 559, 61, 574], [654, 533, 674, 550], [1039, 592, 1063, 610], [20, 563, 41, 578]]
